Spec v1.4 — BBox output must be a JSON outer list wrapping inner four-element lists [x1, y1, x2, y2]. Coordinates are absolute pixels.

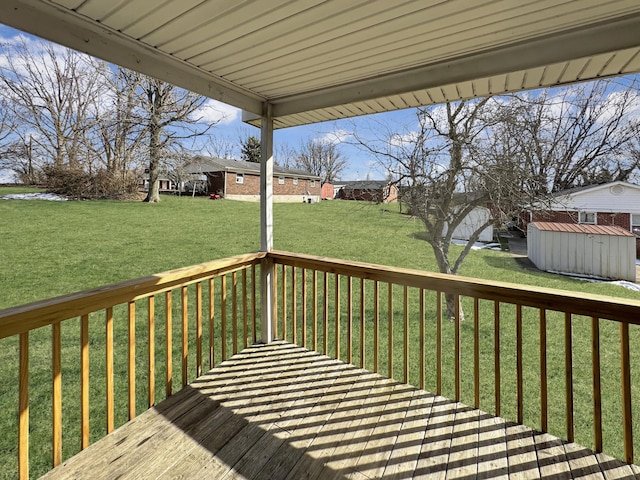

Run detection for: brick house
[[187, 156, 322, 202], [336, 180, 398, 203], [524, 181, 640, 256]]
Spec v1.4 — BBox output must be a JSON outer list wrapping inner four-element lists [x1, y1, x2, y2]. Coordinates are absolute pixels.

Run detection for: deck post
[[260, 102, 274, 343]]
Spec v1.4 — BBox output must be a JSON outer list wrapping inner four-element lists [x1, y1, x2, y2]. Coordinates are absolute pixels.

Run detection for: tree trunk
[[144, 87, 161, 203], [144, 122, 161, 203], [432, 242, 465, 322]]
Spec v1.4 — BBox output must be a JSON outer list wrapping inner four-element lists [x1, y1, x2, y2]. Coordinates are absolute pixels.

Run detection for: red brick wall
[[222, 172, 321, 197], [596, 212, 630, 230]]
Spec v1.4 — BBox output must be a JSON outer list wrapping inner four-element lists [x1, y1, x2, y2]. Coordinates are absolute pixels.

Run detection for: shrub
[[43, 164, 139, 199]]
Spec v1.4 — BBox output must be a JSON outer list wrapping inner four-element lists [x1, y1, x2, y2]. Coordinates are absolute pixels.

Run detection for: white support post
[[260, 103, 274, 343]]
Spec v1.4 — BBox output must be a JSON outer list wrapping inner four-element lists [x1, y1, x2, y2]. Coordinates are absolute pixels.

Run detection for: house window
[[579, 211, 596, 224], [279, 177, 285, 184], [632, 214, 640, 236], [310, 180, 316, 187], [293, 178, 298, 185], [236, 173, 244, 184]]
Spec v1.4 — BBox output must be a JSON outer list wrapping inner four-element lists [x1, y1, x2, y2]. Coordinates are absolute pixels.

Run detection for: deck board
[[41, 342, 639, 480]]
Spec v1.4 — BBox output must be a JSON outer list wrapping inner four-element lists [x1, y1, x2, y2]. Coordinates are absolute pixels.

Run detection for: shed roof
[[1, 1, 639, 129], [531, 222, 635, 237]]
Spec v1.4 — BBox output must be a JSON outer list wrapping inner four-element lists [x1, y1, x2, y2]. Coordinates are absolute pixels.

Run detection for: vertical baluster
[[19, 332, 29, 480], [516, 304, 523, 423], [335, 274, 340, 359], [302, 268, 307, 348], [243, 269, 248, 349], [620, 321, 634, 463], [181, 286, 188, 387], [232, 271, 238, 355], [106, 307, 114, 433], [313, 270, 318, 352], [166, 291, 173, 397], [128, 302, 136, 419], [474, 298, 480, 409], [251, 265, 257, 344], [454, 294, 461, 402], [148, 296, 155, 407], [196, 282, 203, 376], [221, 275, 227, 360], [52, 322, 62, 467], [281, 265, 287, 341], [419, 289, 425, 390], [323, 272, 329, 355], [591, 316, 602, 452], [388, 283, 393, 379], [403, 286, 409, 384], [291, 267, 297, 345], [374, 281, 379, 373], [347, 276, 352, 364], [436, 291, 442, 396], [540, 309, 548, 432], [81, 314, 90, 449], [565, 312, 574, 442], [494, 300, 500, 417], [360, 279, 365, 369], [273, 265, 278, 339], [208, 279, 214, 369]]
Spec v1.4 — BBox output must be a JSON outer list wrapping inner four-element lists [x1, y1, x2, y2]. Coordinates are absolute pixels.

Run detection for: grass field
[[1, 186, 640, 478]]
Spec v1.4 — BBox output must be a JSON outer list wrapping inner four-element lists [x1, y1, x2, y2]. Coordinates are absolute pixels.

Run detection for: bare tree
[[92, 67, 146, 178], [203, 135, 237, 159], [355, 99, 518, 319], [506, 79, 639, 194], [136, 76, 214, 203], [295, 138, 346, 182], [0, 38, 106, 170]]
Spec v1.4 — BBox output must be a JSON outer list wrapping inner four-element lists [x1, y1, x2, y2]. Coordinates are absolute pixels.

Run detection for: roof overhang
[[1, 0, 639, 129]]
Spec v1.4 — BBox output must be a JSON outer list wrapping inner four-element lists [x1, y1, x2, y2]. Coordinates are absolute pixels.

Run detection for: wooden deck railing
[[2, 249, 640, 478], [269, 250, 640, 466], [0, 252, 263, 480]]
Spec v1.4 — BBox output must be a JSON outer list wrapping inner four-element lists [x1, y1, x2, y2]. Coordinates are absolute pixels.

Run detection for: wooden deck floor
[[42, 342, 639, 479]]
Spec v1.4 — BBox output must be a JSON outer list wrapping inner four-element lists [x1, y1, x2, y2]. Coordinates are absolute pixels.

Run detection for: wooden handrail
[[268, 250, 640, 323], [268, 250, 640, 465], [0, 252, 265, 339], [5, 249, 640, 478], [3, 253, 263, 479]]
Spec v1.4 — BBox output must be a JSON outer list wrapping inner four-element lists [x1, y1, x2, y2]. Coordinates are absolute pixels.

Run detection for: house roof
[[531, 221, 635, 237], [550, 181, 640, 198], [187, 156, 321, 180], [340, 180, 391, 191], [1, 1, 639, 129]]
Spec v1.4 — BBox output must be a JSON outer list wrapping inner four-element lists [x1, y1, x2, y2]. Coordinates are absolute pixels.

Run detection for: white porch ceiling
[[1, 0, 640, 129]]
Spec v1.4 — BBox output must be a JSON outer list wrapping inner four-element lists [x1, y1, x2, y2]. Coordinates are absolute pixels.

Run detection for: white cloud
[[194, 99, 240, 125], [318, 129, 351, 144]]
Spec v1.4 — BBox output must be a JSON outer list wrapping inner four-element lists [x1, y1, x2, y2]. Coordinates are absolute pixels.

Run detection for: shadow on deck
[[42, 342, 639, 479]]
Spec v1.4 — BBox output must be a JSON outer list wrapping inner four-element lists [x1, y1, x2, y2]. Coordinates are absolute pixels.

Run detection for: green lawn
[[1, 187, 640, 478]]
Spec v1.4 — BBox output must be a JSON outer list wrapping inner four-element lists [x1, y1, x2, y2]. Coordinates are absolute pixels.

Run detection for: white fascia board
[[271, 13, 640, 118], [0, 0, 264, 115]]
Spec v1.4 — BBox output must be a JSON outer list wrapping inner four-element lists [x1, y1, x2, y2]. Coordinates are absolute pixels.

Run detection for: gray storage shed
[[528, 222, 636, 282]]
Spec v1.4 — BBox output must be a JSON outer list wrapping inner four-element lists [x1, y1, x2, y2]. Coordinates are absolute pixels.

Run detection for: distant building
[[524, 181, 640, 256], [186, 156, 322, 202], [336, 180, 398, 203]]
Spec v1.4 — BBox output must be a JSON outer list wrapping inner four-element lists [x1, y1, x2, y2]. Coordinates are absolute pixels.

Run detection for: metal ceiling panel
[[0, 0, 639, 128]]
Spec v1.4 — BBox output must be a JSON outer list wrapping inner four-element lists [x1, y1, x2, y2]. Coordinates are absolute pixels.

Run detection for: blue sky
[[0, 23, 412, 181]]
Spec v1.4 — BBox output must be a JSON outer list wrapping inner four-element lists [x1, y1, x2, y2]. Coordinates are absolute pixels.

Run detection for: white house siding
[[446, 207, 493, 243], [527, 222, 636, 282], [551, 182, 640, 218]]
